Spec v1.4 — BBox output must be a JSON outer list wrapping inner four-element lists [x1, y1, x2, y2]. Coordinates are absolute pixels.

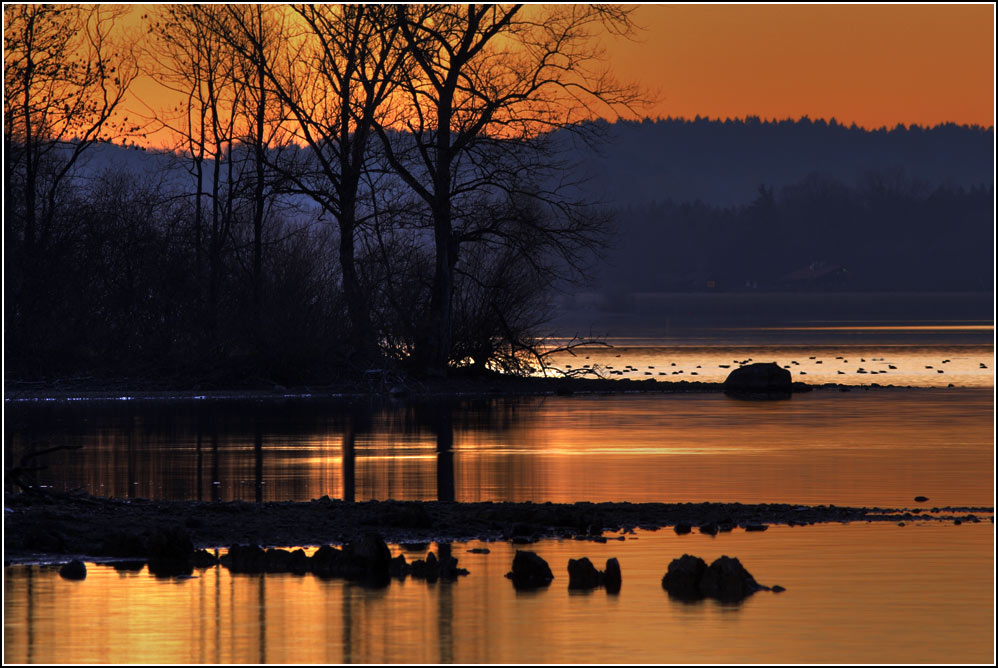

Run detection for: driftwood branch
[[10, 443, 85, 497]]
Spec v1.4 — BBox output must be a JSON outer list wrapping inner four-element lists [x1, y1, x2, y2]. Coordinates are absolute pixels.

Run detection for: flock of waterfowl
[[560, 355, 990, 381]]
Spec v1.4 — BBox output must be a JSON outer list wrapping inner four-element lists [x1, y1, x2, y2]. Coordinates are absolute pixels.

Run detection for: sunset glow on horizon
[[102, 3, 996, 149], [607, 4, 995, 130]]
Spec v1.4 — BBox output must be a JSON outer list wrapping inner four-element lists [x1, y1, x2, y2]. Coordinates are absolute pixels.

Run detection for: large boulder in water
[[59, 559, 87, 580], [146, 526, 195, 577], [662, 554, 769, 602], [567, 557, 602, 589], [723, 362, 792, 399], [221, 544, 266, 573], [662, 554, 707, 600], [309, 545, 345, 577], [505, 550, 554, 589], [340, 533, 392, 583], [698, 556, 765, 601]]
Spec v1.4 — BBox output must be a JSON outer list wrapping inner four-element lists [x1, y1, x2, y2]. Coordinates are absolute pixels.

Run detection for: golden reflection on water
[[5, 390, 994, 507], [4, 524, 993, 663]]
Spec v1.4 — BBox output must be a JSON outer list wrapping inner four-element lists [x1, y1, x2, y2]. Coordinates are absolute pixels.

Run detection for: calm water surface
[[4, 524, 993, 663], [3, 322, 994, 664], [4, 390, 994, 507]]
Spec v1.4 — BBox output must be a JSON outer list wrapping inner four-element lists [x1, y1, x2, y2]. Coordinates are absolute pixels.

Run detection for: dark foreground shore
[[4, 491, 992, 565], [3, 374, 752, 402], [5, 372, 936, 404]]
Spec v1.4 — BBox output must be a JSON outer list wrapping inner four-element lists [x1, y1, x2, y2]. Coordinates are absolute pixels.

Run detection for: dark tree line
[[4, 4, 638, 383], [607, 172, 993, 293], [566, 116, 993, 208]]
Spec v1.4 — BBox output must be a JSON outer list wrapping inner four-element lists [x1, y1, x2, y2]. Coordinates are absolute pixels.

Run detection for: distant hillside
[[563, 117, 993, 207], [62, 118, 996, 294]]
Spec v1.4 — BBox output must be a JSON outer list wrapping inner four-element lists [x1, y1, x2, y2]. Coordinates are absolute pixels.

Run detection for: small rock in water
[[467, 547, 490, 554], [505, 550, 554, 589], [771, 584, 786, 593], [59, 559, 87, 580], [914, 496, 929, 503], [673, 523, 692, 535], [604, 558, 622, 594]]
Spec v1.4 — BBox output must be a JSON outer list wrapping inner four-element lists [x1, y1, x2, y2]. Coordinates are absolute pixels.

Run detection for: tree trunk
[[252, 35, 265, 335], [337, 201, 376, 365], [422, 100, 456, 376]]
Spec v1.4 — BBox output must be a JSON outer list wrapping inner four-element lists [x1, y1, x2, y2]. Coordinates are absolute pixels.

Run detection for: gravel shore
[[5, 491, 991, 565]]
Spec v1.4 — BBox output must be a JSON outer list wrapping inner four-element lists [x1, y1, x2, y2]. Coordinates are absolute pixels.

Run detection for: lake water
[[3, 524, 994, 664], [3, 316, 995, 663]]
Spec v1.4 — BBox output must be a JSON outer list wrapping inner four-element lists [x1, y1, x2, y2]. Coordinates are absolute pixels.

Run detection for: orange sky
[[608, 4, 994, 128], [113, 3, 995, 147]]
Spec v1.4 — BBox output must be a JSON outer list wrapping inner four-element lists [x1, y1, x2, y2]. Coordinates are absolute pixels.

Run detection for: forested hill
[[562, 117, 993, 207], [80, 116, 993, 210]]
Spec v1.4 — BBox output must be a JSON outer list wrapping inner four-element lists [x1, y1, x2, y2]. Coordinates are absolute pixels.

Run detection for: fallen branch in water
[[10, 443, 86, 499]]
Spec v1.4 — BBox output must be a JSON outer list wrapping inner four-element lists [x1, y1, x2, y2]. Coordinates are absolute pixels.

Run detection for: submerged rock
[[59, 559, 87, 580], [505, 550, 553, 589], [723, 362, 792, 399]]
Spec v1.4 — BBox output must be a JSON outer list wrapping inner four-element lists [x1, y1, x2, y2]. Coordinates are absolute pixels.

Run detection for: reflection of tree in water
[[5, 397, 555, 503]]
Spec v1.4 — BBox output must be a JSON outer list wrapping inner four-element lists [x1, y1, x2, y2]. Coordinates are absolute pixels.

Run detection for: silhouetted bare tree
[[216, 4, 409, 365], [5, 4, 138, 360], [147, 5, 246, 344], [373, 4, 640, 375]]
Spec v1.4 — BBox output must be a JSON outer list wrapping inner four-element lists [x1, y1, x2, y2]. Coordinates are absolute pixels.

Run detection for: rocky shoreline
[[4, 491, 992, 565], [5, 378, 951, 408]]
